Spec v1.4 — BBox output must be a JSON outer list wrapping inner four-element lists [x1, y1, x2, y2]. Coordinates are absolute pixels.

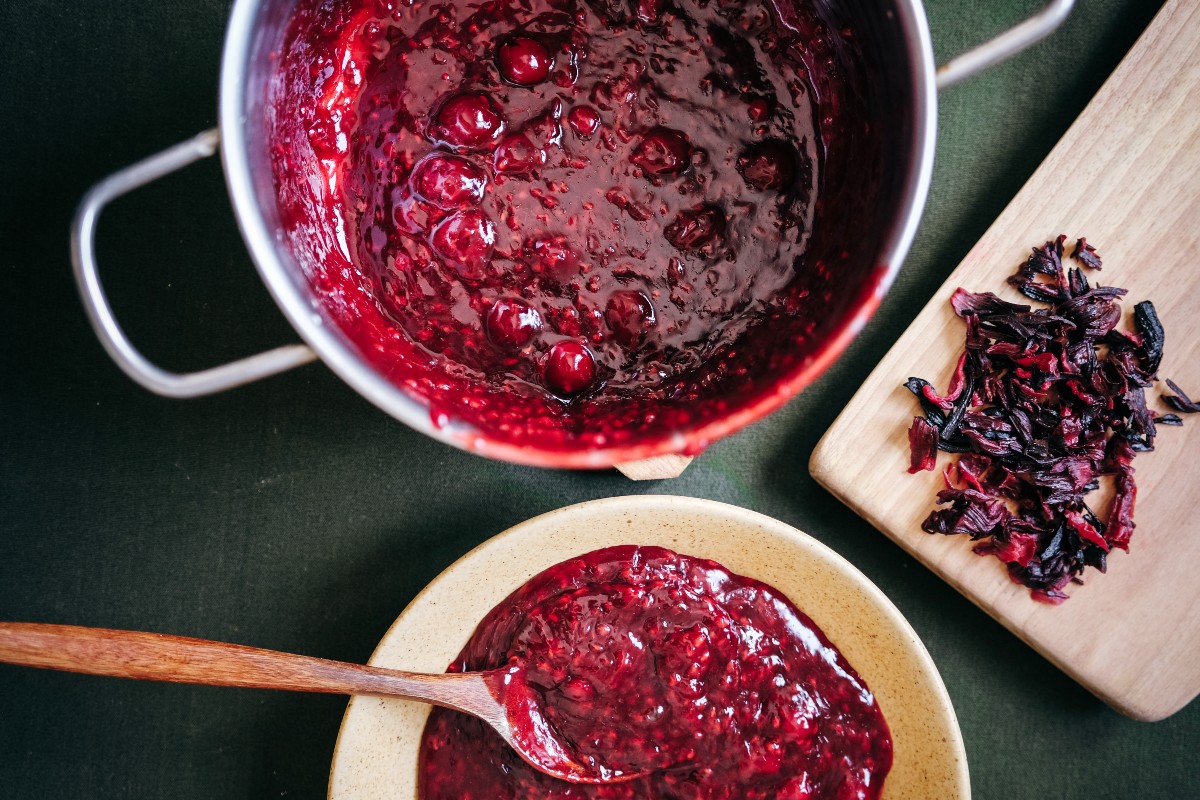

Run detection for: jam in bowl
[[327, 496, 970, 799], [420, 544, 893, 799]]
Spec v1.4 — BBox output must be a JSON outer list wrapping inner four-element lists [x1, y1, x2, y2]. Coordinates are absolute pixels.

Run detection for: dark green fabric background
[[1, 0, 1192, 797]]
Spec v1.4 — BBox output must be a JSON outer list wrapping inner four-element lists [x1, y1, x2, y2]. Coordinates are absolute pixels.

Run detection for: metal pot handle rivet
[[70, 128, 318, 398], [936, 0, 1075, 89]]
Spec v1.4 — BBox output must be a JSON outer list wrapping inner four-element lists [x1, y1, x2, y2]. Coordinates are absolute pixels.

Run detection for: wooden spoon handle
[[0, 622, 460, 703]]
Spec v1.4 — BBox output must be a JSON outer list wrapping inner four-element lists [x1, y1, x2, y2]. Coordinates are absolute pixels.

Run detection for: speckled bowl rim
[[327, 496, 969, 800]]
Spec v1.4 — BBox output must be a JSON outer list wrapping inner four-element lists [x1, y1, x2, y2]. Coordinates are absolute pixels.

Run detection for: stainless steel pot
[[71, 0, 1073, 467]]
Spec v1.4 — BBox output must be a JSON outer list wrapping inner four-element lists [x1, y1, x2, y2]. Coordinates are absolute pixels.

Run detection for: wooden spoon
[[0, 622, 636, 785]]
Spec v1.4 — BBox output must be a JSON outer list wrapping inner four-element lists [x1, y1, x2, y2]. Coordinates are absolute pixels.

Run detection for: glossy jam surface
[[270, 0, 865, 451], [420, 546, 893, 798]]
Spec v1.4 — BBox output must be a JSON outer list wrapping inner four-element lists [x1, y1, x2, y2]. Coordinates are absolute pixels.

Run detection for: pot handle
[[936, 0, 1074, 89], [70, 128, 319, 398]]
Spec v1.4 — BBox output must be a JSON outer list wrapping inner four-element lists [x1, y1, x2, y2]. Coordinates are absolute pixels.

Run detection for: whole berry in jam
[[486, 299, 542, 348], [544, 340, 597, 395], [738, 139, 799, 192], [567, 105, 601, 138], [605, 290, 656, 346], [664, 205, 726, 253], [496, 35, 553, 86], [410, 153, 487, 208], [747, 97, 772, 121], [429, 92, 506, 150], [493, 133, 547, 174], [630, 127, 692, 178], [429, 209, 496, 281], [635, 0, 665, 26]]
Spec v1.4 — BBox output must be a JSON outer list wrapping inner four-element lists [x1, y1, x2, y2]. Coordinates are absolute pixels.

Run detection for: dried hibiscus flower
[[1072, 237, 1102, 271], [904, 236, 1178, 604], [1163, 378, 1200, 414], [907, 417, 939, 473]]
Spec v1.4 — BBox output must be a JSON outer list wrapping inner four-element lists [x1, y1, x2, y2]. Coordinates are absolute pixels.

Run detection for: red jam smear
[[419, 546, 893, 798], [270, 0, 860, 451]]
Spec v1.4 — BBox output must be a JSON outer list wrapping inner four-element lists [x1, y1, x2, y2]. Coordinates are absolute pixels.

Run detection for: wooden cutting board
[[810, 0, 1200, 722]]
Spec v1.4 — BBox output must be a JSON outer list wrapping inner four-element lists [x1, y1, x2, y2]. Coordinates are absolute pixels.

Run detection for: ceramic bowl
[[327, 495, 969, 799]]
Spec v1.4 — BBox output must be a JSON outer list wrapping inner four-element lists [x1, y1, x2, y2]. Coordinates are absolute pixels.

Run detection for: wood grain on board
[[810, 0, 1200, 721]]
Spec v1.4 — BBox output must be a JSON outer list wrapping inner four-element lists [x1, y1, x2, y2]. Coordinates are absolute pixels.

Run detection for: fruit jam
[[419, 546, 893, 799], [269, 0, 864, 453]]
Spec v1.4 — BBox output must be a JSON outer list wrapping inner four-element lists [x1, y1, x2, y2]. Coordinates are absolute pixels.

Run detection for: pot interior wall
[[725, 0, 924, 392]]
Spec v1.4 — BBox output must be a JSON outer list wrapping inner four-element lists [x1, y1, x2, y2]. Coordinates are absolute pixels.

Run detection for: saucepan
[[71, 0, 1073, 469]]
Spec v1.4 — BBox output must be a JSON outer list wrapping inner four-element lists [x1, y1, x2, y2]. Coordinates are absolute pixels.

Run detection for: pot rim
[[218, 0, 937, 469]]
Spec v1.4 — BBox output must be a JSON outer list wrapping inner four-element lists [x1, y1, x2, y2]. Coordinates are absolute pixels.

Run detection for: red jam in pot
[[269, 0, 860, 451], [419, 546, 892, 798]]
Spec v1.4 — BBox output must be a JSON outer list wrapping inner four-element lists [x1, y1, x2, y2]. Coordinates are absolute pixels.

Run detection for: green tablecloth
[[1, 0, 1191, 797]]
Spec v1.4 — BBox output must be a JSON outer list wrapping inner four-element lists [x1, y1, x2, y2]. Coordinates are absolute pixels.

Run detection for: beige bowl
[[328, 496, 969, 799]]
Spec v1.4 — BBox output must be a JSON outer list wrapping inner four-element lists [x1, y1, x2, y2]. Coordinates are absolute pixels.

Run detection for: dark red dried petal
[[1027, 237, 1066, 277], [1123, 388, 1156, 440], [1133, 301, 1164, 375], [904, 378, 949, 425], [909, 353, 968, 412], [1067, 267, 1090, 297], [950, 288, 1030, 318], [1065, 508, 1109, 552], [1072, 237, 1102, 270], [954, 453, 992, 491], [1105, 471, 1137, 551], [1164, 378, 1200, 413], [989, 534, 1039, 567], [1008, 236, 1069, 302], [907, 417, 938, 473], [1008, 277, 1063, 305]]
